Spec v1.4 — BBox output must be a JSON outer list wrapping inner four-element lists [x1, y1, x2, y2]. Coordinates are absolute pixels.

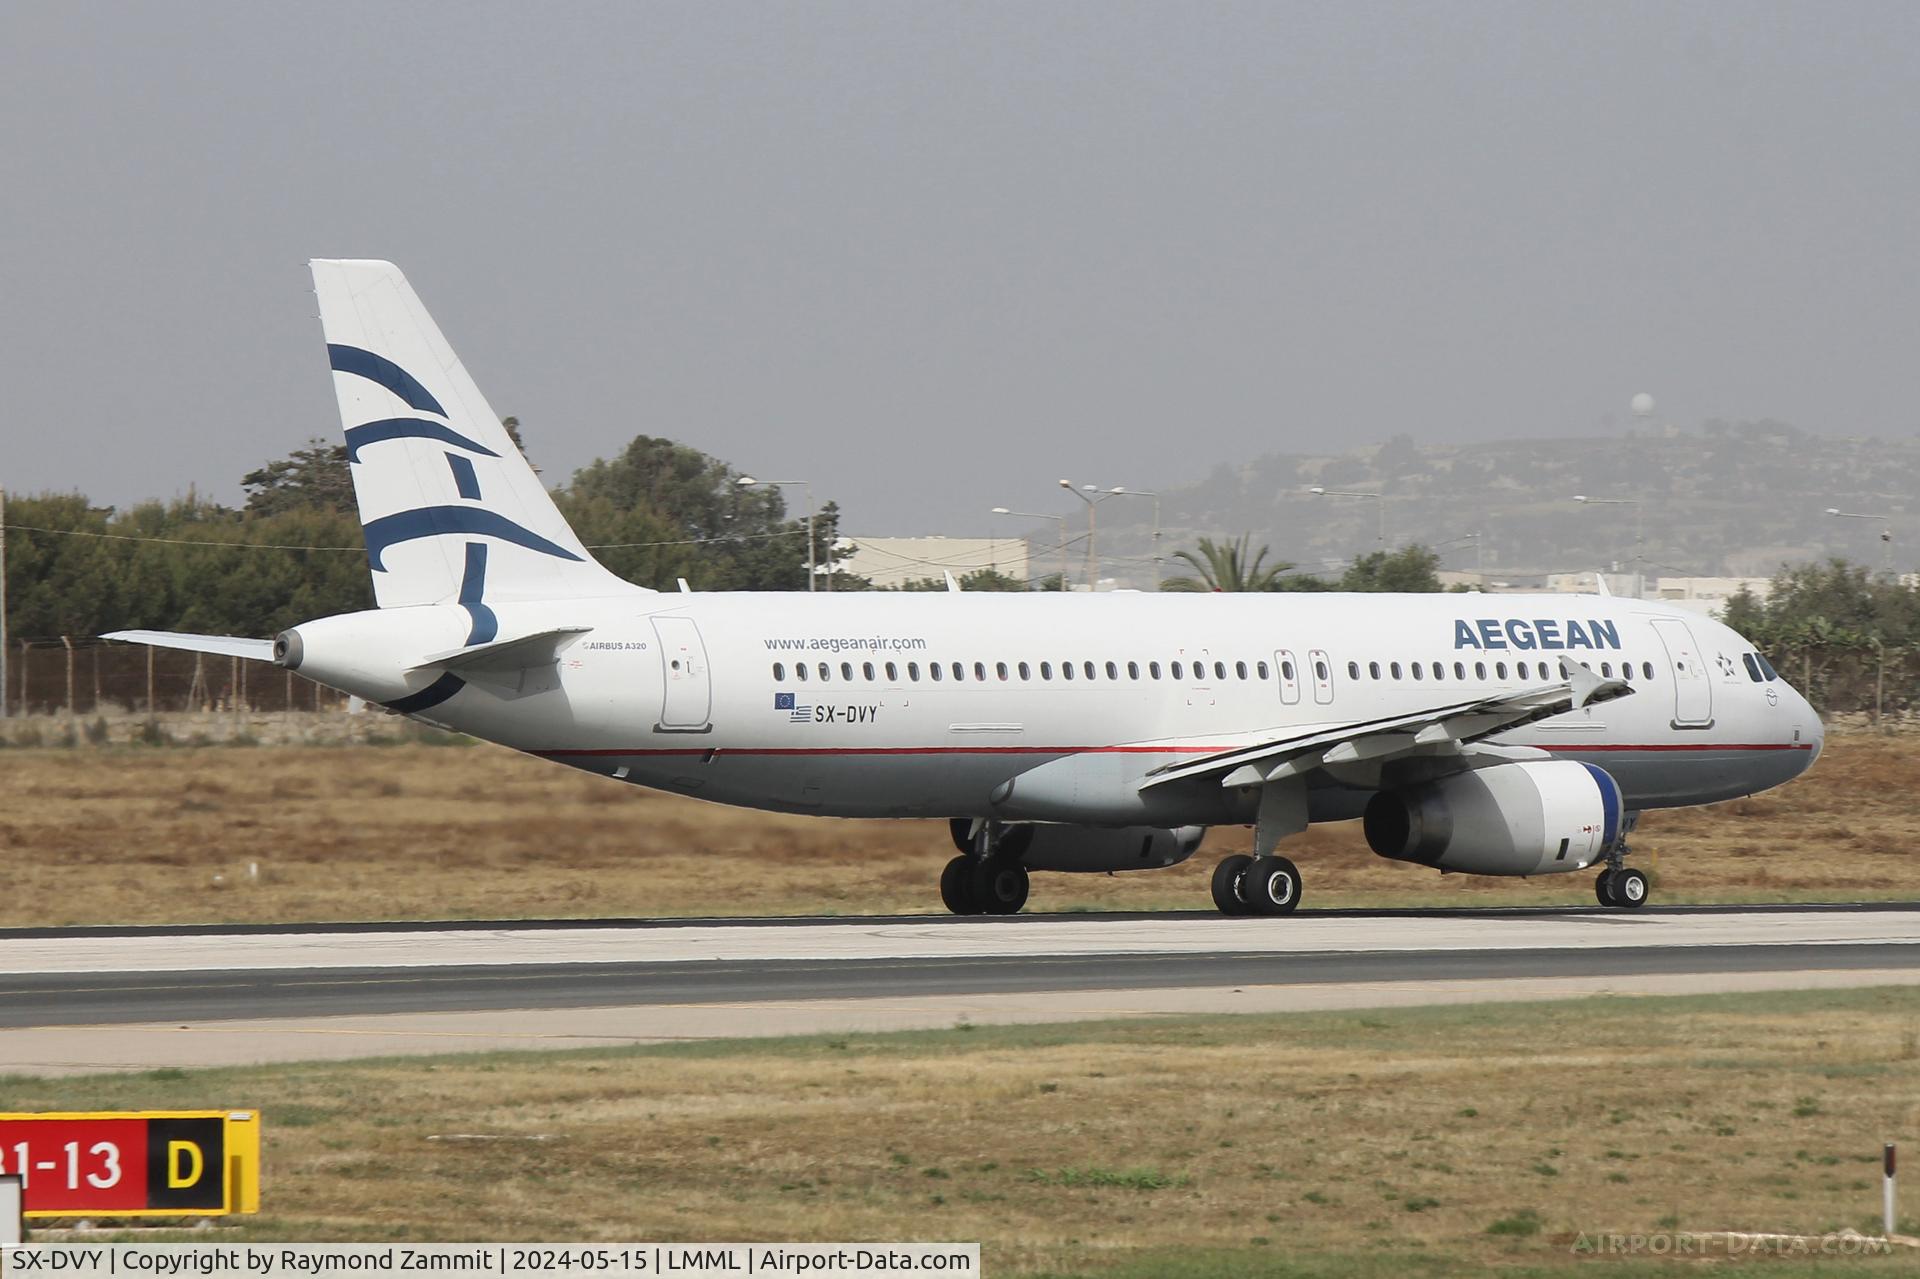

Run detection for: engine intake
[[1364, 760, 1623, 877]]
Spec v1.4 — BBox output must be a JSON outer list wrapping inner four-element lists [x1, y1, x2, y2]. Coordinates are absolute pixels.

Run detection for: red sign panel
[[0, 1114, 231, 1216]]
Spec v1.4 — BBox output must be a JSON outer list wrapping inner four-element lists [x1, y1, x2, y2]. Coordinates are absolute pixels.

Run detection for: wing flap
[[1141, 674, 1633, 792]]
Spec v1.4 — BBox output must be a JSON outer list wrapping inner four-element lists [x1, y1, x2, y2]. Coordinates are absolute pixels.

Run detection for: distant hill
[[1082, 421, 1916, 586]]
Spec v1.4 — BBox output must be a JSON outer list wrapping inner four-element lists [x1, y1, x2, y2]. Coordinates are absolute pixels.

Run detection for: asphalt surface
[[0, 941, 1913, 1029], [4, 903, 1917, 1029]]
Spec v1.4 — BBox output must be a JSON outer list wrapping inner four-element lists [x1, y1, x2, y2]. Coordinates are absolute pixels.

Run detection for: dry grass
[[0, 731, 1915, 926], [4, 987, 1918, 1274]]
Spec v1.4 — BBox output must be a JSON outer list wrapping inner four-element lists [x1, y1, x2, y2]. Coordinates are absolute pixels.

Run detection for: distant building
[[1650, 577, 1771, 617], [842, 536, 1031, 589]]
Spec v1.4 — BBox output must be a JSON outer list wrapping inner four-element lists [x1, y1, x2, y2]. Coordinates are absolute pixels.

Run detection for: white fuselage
[[287, 590, 1822, 828]]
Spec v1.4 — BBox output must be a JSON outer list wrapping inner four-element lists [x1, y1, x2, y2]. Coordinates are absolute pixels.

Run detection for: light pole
[[1572, 495, 1644, 598], [1307, 487, 1386, 549], [1826, 507, 1894, 577], [1086, 487, 1161, 590], [991, 508, 1069, 591], [737, 476, 819, 591]]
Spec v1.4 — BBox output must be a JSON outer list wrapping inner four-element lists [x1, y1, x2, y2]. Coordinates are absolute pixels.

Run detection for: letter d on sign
[[168, 1141, 203, 1189]]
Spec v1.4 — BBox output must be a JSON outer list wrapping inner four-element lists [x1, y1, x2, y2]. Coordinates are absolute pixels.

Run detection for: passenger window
[[863, 662, 876, 680], [952, 662, 965, 681], [1258, 661, 1271, 679], [820, 662, 832, 682], [1315, 659, 1328, 681], [773, 662, 785, 681], [1193, 663, 1207, 682], [1453, 662, 1465, 679], [1515, 661, 1527, 679], [1106, 661, 1119, 680], [1411, 662, 1423, 680], [1390, 662, 1402, 679], [795, 662, 808, 682], [907, 662, 919, 681], [1430, 661, 1443, 681], [1085, 661, 1098, 680], [1170, 661, 1183, 679], [1348, 662, 1360, 680], [1369, 661, 1381, 679], [1282, 660, 1295, 680], [1475, 661, 1487, 680], [1150, 661, 1162, 679], [1495, 662, 1508, 679], [996, 662, 1009, 681], [975, 662, 988, 681], [1643, 661, 1655, 680], [841, 662, 854, 680], [930, 663, 943, 681], [1600, 662, 1613, 678], [885, 661, 898, 681], [1617, 662, 1631, 681], [1213, 661, 1226, 679], [1018, 661, 1031, 680], [1040, 661, 1053, 680], [1235, 660, 1248, 680], [1063, 661, 1075, 680], [1128, 661, 1140, 680]]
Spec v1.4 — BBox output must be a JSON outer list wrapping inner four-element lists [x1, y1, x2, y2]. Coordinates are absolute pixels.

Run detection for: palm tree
[[1160, 534, 1293, 592]]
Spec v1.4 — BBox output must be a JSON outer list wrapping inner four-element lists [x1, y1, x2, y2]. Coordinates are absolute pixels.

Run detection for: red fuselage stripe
[[533, 742, 1812, 759]]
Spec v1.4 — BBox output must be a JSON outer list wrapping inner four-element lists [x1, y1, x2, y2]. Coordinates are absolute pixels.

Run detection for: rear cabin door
[[652, 616, 713, 733], [1274, 650, 1302, 705], [1650, 617, 1713, 728]]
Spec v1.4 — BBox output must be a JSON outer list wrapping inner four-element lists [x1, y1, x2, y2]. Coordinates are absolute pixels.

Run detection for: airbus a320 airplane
[[109, 261, 1823, 917]]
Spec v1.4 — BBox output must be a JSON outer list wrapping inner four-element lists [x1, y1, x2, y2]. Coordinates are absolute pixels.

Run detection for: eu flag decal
[[775, 693, 796, 710]]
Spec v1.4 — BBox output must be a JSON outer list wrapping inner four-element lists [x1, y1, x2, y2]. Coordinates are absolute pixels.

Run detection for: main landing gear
[[941, 820, 1031, 916], [1210, 853, 1303, 916]]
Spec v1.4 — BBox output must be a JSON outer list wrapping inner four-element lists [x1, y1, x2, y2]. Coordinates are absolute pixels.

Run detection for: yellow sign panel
[[0, 1110, 259, 1218]]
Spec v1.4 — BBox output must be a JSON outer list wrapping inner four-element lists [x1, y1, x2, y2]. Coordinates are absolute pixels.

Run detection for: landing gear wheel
[[1609, 867, 1650, 909], [1594, 869, 1616, 907], [941, 855, 982, 915], [969, 857, 1030, 915], [1211, 855, 1254, 916], [1242, 855, 1302, 915]]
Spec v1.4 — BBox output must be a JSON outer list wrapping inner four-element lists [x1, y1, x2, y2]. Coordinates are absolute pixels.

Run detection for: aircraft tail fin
[[309, 259, 637, 608]]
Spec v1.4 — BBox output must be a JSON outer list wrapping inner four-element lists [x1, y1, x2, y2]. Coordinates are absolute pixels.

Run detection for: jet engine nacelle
[[1363, 760, 1623, 877]]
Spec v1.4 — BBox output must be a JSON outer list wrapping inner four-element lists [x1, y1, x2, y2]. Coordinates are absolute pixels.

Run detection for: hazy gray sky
[[4, 1, 1916, 536]]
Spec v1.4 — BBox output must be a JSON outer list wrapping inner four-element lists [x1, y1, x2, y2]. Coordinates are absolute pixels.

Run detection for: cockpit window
[[1755, 653, 1781, 681], [1743, 653, 1765, 682]]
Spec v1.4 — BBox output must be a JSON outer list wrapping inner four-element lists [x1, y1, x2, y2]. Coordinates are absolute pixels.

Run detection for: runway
[[4, 905, 1918, 1075]]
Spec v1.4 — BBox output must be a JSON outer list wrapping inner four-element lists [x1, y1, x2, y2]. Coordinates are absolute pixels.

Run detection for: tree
[[888, 567, 1031, 592], [1161, 535, 1295, 592], [1338, 545, 1443, 592], [240, 440, 354, 516]]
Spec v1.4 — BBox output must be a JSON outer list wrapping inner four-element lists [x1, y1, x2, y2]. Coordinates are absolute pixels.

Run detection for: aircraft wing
[[102, 630, 276, 662], [1139, 664, 1632, 792]]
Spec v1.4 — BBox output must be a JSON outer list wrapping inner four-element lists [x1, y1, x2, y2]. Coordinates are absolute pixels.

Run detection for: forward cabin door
[[1274, 650, 1302, 705], [652, 616, 713, 733], [1307, 649, 1335, 705], [1650, 617, 1713, 728]]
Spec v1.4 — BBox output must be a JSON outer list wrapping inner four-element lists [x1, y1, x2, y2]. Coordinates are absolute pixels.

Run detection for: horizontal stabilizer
[[410, 626, 591, 674], [102, 630, 276, 662]]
